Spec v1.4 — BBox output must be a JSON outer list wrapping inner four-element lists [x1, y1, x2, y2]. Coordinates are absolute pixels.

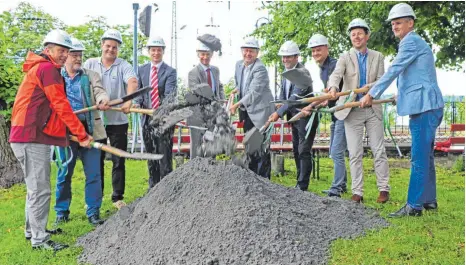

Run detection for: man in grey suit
[[268, 40, 317, 191], [327, 18, 390, 203], [187, 40, 225, 159], [230, 37, 275, 179], [134, 36, 177, 188]]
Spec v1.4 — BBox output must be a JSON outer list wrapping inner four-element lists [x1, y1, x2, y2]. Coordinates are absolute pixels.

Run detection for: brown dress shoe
[[376, 191, 390, 203], [351, 194, 363, 203]]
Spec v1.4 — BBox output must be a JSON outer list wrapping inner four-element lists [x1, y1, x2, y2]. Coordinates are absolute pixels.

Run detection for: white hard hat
[[196, 41, 212, 52], [42, 29, 73, 49], [101, 29, 123, 44], [308, 34, 329, 48], [241, 37, 260, 49], [69, 37, 85, 52], [146, 36, 166, 48], [387, 3, 416, 21], [347, 18, 370, 34], [278, 40, 300, 56]]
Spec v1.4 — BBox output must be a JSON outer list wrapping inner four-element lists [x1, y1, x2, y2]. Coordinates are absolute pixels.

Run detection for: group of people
[[9, 2, 444, 252]]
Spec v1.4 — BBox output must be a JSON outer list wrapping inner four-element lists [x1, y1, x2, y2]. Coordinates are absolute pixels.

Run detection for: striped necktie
[[150, 65, 159, 109]]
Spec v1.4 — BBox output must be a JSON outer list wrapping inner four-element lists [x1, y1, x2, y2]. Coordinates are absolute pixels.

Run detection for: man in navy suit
[[268, 40, 317, 191], [135, 36, 177, 188], [361, 3, 444, 217]]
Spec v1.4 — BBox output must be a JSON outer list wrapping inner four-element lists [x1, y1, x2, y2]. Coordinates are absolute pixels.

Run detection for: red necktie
[[150, 65, 159, 109], [206, 68, 213, 89]]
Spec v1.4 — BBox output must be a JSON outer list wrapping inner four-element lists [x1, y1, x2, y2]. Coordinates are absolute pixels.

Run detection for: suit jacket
[[235, 58, 275, 129], [369, 31, 444, 116], [328, 48, 385, 120], [135, 61, 177, 126], [188, 64, 225, 100], [81, 68, 109, 140], [276, 62, 313, 119]]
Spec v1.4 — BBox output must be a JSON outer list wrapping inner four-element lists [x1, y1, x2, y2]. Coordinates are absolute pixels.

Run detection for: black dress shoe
[[88, 214, 104, 226], [388, 204, 422, 218], [32, 240, 68, 251], [423, 202, 438, 210], [26, 228, 63, 240]]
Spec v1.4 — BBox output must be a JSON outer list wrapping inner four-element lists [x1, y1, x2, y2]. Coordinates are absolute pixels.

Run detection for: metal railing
[[127, 96, 464, 151], [311, 95, 464, 145]]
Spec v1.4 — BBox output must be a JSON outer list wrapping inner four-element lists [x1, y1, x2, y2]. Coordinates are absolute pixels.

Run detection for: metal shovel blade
[[123, 152, 164, 160], [282, 68, 312, 89], [271, 99, 304, 105]]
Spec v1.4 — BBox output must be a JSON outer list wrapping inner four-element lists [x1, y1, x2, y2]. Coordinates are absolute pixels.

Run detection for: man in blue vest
[[360, 3, 444, 217], [54, 38, 110, 226]]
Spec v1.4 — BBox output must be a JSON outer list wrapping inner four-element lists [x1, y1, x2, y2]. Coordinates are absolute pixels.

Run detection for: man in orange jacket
[[9, 29, 92, 251]]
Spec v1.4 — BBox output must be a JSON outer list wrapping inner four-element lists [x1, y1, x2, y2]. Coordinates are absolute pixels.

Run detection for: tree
[[0, 111, 23, 188], [66, 16, 149, 64], [0, 2, 149, 188], [0, 2, 58, 187], [253, 1, 465, 70], [0, 2, 62, 118]]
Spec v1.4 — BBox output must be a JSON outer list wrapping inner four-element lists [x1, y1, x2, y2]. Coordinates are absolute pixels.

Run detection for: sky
[[1, 0, 465, 98]]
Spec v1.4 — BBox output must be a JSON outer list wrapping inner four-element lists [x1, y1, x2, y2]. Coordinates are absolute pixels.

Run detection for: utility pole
[[132, 3, 139, 75], [170, 1, 177, 69]]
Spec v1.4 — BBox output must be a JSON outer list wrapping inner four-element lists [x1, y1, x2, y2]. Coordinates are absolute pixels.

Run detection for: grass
[[0, 156, 464, 265]]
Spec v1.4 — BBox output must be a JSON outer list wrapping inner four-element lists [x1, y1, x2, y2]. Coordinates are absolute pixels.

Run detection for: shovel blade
[[271, 100, 305, 105], [125, 153, 164, 160]]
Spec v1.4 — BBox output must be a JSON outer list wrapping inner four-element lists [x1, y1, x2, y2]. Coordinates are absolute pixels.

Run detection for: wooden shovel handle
[[70, 135, 122, 157], [334, 99, 395, 112], [73, 105, 98, 115], [301, 87, 369, 104], [109, 107, 154, 116]]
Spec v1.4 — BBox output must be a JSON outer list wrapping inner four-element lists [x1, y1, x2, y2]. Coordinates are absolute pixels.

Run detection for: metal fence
[[312, 95, 464, 145], [127, 96, 464, 152]]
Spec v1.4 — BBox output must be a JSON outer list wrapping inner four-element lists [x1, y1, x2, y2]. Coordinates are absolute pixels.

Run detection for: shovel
[[271, 87, 369, 106], [70, 136, 163, 160], [109, 107, 155, 116], [73, 86, 152, 115], [327, 99, 396, 113], [176, 123, 208, 131], [287, 101, 324, 123]]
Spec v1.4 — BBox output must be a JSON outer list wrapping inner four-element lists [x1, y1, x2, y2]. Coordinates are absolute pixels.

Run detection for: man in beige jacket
[[327, 18, 390, 203], [54, 38, 110, 227]]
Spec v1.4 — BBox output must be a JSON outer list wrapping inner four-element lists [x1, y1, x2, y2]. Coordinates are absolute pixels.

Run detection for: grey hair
[[45, 43, 56, 49]]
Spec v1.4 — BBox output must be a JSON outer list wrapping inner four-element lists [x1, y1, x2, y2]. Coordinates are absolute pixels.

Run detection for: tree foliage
[[253, 1, 464, 70], [66, 16, 148, 64], [0, 2, 148, 118]]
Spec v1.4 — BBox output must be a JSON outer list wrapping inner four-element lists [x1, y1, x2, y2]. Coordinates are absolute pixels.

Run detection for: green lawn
[[0, 157, 464, 265]]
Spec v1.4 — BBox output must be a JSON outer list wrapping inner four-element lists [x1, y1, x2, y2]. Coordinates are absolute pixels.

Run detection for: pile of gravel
[[77, 158, 388, 265]]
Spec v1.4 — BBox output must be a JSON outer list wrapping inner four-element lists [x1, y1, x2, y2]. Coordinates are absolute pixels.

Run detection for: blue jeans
[[55, 141, 102, 218], [407, 108, 443, 210], [329, 121, 335, 157], [329, 119, 348, 194]]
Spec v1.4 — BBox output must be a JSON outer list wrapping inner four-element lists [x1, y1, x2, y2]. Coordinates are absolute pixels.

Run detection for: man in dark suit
[[268, 40, 318, 191], [229, 37, 275, 179], [134, 36, 177, 188], [187, 40, 225, 159]]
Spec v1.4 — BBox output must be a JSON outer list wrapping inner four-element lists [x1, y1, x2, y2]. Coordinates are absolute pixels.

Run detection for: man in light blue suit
[[361, 3, 444, 217]]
